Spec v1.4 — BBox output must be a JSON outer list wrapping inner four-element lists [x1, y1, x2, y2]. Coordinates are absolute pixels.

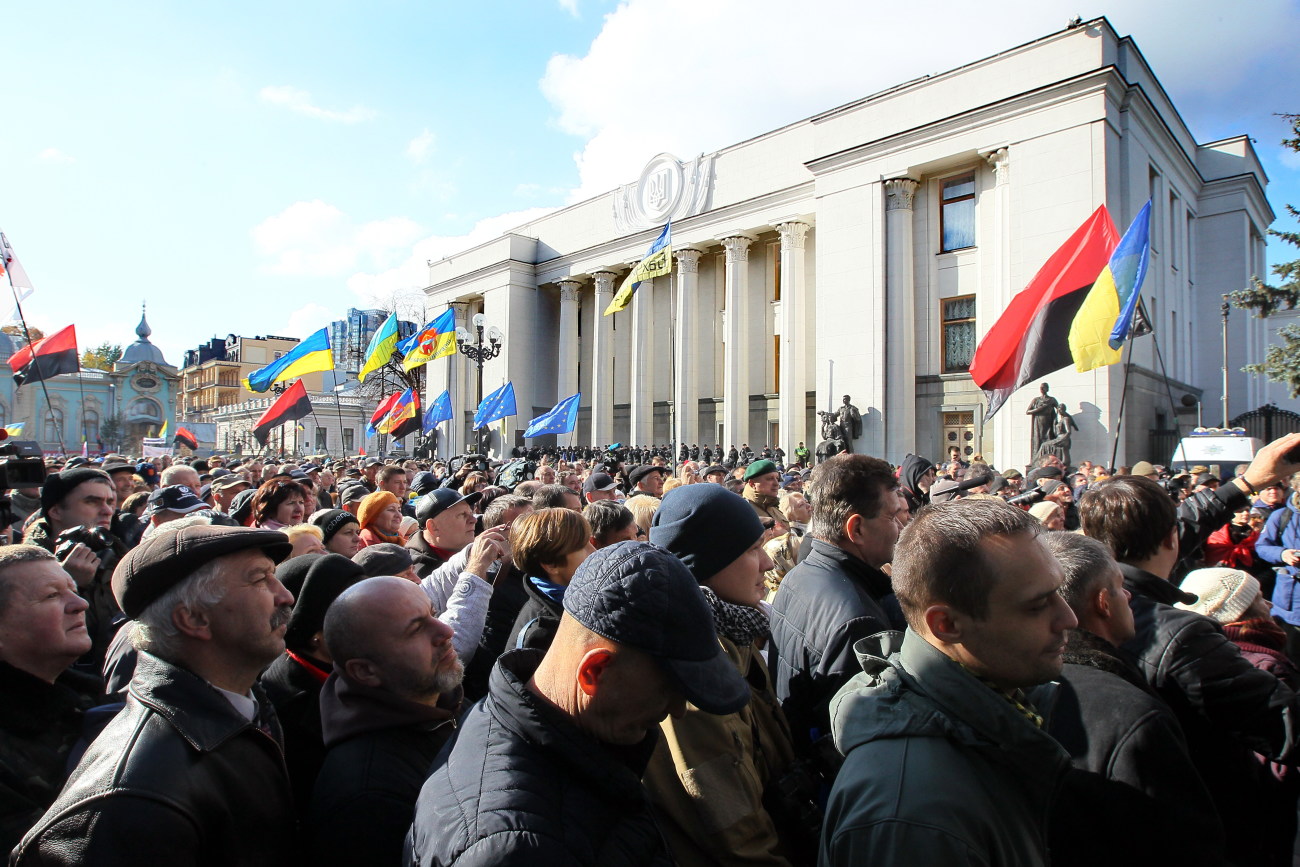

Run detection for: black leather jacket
[[12, 652, 297, 867]]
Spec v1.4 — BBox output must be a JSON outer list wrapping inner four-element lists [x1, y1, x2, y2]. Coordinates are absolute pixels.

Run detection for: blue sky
[[3, 1, 1298, 367]]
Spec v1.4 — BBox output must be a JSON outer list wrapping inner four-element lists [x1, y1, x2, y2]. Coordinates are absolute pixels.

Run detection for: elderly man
[[142, 485, 211, 537], [769, 453, 904, 755], [159, 463, 202, 491], [1040, 532, 1223, 867], [626, 464, 668, 500], [12, 524, 298, 865], [0, 546, 100, 855], [581, 472, 620, 504], [407, 542, 749, 866], [24, 468, 128, 670], [210, 474, 252, 515], [822, 500, 1075, 866], [309, 577, 464, 865]]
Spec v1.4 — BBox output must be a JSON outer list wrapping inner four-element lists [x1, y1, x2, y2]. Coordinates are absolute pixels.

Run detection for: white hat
[[1175, 567, 1260, 624]]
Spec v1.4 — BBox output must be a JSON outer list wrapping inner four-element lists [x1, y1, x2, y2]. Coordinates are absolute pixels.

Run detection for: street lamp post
[[1221, 298, 1230, 428], [456, 313, 503, 455]]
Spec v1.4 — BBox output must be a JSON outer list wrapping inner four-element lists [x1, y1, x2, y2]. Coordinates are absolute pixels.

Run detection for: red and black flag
[[173, 426, 198, 450], [385, 389, 422, 441], [11, 324, 79, 387], [968, 206, 1118, 418], [253, 380, 313, 446]]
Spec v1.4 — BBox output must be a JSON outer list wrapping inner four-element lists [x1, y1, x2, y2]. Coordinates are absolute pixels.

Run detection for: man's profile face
[[705, 472, 726, 485], [1045, 485, 1073, 507], [639, 471, 664, 498], [366, 582, 462, 701], [429, 501, 477, 552], [954, 533, 1077, 689], [1102, 563, 1135, 645], [49, 481, 116, 532], [585, 648, 686, 746], [0, 559, 91, 673], [204, 549, 295, 670]]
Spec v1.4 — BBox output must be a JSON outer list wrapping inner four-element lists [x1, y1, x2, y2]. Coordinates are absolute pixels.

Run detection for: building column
[[629, 273, 655, 448], [445, 300, 472, 456], [673, 248, 703, 452], [982, 148, 1014, 465], [884, 178, 919, 462], [775, 222, 809, 461], [722, 235, 754, 451], [590, 271, 617, 447], [556, 280, 582, 401]]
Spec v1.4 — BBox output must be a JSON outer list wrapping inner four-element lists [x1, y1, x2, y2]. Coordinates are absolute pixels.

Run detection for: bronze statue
[[1025, 383, 1059, 458], [1036, 402, 1079, 466], [837, 395, 863, 446]]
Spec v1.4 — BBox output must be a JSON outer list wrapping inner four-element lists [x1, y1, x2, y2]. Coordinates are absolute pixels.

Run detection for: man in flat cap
[[12, 524, 299, 866], [407, 542, 748, 866], [626, 464, 668, 501]]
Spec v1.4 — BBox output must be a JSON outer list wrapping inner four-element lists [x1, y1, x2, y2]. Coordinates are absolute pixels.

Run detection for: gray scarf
[[699, 584, 770, 645]]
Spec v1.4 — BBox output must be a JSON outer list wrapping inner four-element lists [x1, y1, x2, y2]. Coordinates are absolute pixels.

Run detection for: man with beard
[[308, 577, 464, 866], [13, 524, 298, 865]]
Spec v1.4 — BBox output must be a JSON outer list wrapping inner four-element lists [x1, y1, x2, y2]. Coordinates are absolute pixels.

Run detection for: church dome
[[120, 306, 169, 366]]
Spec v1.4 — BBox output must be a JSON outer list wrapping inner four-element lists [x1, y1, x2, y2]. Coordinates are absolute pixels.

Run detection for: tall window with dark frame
[[942, 295, 977, 373], [940, 173, 976, 251]]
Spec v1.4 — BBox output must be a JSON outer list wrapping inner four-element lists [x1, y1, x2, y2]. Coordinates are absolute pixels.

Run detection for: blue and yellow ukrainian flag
[[358, 314, 399, 383], [244, 327, 335, 392], [2, 423, 23, 437], [605, 222, 671, 316], [398, 308, 457, 372], [1068, 201, 1151, 373]]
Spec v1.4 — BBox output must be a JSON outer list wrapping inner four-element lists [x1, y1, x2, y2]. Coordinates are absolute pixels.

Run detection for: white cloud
[[558, 0, 578, 15], [346, 207, 559, 306], [251, 200, 425, 277], [540, 0, 1300, 201], [407, 129, 436, 163], [36, 148, 75, 164], [284, 303, 337, 339], [259, 85, 377, 124]]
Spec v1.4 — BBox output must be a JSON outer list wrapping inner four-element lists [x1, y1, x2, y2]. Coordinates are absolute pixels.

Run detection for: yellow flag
[[605, 223, 671, 316]]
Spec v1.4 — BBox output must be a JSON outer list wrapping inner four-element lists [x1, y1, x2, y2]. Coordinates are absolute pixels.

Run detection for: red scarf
[[285, 650, 332, 685], [1223, 617, 1288, 652]]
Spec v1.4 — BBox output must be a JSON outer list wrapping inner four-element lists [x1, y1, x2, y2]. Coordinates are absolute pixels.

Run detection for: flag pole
[[332, 383, 347, 458], [3, 266, 65, 452], [1147, 326, 1185, 462], [1108, 339, 1136, 471]]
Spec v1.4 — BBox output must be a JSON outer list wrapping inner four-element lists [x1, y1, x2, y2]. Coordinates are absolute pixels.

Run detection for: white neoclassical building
[[423, 18, 1284, 468]]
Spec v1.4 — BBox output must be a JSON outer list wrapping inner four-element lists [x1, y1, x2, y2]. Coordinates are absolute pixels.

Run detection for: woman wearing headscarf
[[646, 485, 808, 866]]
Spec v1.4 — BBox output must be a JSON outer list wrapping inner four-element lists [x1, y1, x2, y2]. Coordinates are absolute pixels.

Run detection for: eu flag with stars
[[424, 390, 453, 432], [524, 393, 581, 438], [473, 382, 516, 430]]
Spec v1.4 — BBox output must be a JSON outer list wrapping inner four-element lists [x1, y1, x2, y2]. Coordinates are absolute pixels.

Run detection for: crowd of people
[[4, 432, 1300, 865]]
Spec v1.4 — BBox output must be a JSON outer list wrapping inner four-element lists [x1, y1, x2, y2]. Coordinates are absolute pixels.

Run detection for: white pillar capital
[[884, 178, 919, 211], [721, 234, 755, 262], [776, 221, 809, 250], [556, 279, 583, 303], [674, 247, 704, 273], [592, 271, 618, 296], [983, 147, 1010, 185]]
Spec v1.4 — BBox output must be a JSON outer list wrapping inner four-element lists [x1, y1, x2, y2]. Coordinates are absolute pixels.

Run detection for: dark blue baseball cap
[[562, 541, 750, 715]]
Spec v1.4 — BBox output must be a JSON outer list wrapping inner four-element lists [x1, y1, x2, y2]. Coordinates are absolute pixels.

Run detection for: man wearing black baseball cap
[[581, 471, 620, 504], [14, 524, 298, 866], [408, 542, 748, 866]]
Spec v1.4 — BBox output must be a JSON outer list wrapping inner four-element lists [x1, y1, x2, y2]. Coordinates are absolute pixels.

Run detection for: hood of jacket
[[319, 671, 459, 747], [829, 629, 1067, 780], [898, 454, 933, 499]]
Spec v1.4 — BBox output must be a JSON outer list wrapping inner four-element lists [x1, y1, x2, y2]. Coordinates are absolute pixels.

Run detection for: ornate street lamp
[[456, 313, 504, 455]]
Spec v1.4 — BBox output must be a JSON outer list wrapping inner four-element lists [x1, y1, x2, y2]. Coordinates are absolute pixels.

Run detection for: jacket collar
[[808, 537, 892, 599], [1117, 561, 1196, 606], [1061, 628, 1153, 695], [0, 661, 100, 732], [741, 485, 778, 509], [129, 651, 279, 752], [319, 671, 459, 747], [488, 649, 657, 803]]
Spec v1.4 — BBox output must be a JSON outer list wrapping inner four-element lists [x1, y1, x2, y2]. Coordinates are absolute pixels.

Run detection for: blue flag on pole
[[473, 382, 516, 430], [524, 393, 581, 438], [423, 390, 453, 432]]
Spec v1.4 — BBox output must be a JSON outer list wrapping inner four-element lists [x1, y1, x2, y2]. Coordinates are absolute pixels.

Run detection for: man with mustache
[[12, 524, 299, 866]]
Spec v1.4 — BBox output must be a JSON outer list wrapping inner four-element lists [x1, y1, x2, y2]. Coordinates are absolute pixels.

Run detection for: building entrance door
[[942, 411, 976, 460]]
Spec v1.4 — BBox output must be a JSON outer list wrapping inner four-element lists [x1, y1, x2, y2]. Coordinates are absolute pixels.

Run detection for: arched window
[[0, 403, 8, 430], [84, 410, 100, 444], [127, 397, 161, 422], [43, 408, 64, 444]]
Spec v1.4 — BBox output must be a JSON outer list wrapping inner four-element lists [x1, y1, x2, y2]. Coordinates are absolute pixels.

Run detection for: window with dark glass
[[940, 174, 976, 251], [942, 295, 976, 372]]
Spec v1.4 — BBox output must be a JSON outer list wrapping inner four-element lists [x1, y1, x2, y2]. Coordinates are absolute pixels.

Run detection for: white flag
[[0, 233, 34, 325]]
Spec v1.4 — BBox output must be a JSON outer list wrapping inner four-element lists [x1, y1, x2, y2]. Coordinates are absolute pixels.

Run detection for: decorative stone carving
[[557, 280, 583, 304], [674, 248, 703, 273], [612, 153, 717, 233], [592, 271, 618, 297], [984, 147, 1010, 185], [777, 221, 809, 250], [884, 178, 919, 211], [721, 235, 753, 263]]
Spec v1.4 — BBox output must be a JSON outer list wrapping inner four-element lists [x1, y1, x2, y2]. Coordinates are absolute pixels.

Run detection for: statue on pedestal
[[816, 410, 847, 463], [837, 395, 863, 447], [1036, 402, 1079, 467], [1025, 383, 1060, 459]]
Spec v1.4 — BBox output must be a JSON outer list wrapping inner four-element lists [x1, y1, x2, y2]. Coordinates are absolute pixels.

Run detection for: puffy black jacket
[[768, 538, 901, 750], [309, 674, 458, 867], [1119, 562, 1299, 858], [11, 652, 297, 867], [406, 531, 450, 580], [405, 649, 672, 867], [503, 577, 563, 654], [1043, 629, 1225, 867]]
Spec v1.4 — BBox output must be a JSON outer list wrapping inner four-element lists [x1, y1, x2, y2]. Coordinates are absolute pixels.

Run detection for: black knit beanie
[[650, 484, 763, 583]]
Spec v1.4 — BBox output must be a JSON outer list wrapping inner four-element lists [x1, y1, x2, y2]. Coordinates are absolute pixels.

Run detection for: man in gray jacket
[[822, 500, 1075, 867]]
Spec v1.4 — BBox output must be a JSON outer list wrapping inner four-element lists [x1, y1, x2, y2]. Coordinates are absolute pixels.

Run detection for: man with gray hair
[[0, 546, 98, 855], [1040, 532, 1223, 866], [12, 524, 299, 865], [823, 500, 1075, 866], [308, 577, 464, 865], [158, 462, 201, 491]]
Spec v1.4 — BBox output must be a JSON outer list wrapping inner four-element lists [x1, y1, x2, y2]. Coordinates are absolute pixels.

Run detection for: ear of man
[[343, 657, 383, 688], [575, 647, 616, 696], [173, 605, 213, 641], [922, 605, 964, 645]]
